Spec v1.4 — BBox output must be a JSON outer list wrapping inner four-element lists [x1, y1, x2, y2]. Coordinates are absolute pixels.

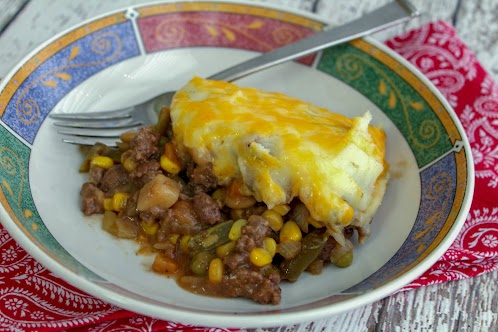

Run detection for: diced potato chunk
[[137, 174, 180, 211]]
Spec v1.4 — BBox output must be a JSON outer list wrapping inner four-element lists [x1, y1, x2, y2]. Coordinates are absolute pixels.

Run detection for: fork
[[50, 0, 419, 147]]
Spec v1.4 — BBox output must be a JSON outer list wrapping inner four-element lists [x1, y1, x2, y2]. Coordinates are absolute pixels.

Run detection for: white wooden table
[[0, 1, 497, 331]]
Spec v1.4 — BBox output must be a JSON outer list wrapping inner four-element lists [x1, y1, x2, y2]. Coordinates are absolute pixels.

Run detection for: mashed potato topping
[[171, 77, 389, 234]]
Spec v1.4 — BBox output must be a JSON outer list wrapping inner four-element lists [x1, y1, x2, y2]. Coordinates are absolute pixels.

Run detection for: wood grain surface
[[1, 0, 497, 80], [0, 1, 496, 331]]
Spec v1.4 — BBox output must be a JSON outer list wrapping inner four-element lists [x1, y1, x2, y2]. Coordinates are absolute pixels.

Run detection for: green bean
[[188, 220, 235, 252], [280, 232, 327, 282], [157, 136, 169, 152], [154, 106, 171, 136], [102, 147, 123, 164]]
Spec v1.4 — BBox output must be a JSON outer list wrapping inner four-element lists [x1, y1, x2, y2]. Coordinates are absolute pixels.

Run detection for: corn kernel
[[280, 221, 302, 242], [263, 237, 277, 257], [208, 258, 224, 283], [160, 155, 181, 175], [103, 198, 113, 211], [112, 192, 128, 212], [140, 221, 159, 236], [307, 217, 324, 229], [116, 141, 129, 152], [249, 248, 273, 267], [215, 241, 236, 258], [160, 143, 181, 175], [272, 204, 291, 216], [119, 130, 136, 143], [120, 150, 131, 164], [262, 210, 283, 232], [123, 158, 137, 172], [340, 205, 355, 224], [229, 219, 247, 241], [90, 155, 114, 170], [179, 235, 191, 251]]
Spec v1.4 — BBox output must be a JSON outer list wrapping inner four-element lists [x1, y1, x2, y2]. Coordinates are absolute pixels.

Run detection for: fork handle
[[208, 0, 419, 82]]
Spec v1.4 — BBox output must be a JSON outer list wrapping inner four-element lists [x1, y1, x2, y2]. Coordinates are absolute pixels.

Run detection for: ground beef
[[187, 163, 218, 194], [130, 160, 161, 186], [130, 127, 159, 163], [139, 206, 166, 223], [240, 204, 267, 218], [192, 192, 223, 226], [99, 164, 130, 192], [89, 166, 105, 184], [159, 200, 202, 235], [318, 237, 336, 261], [223, 267, 281, 305], [345, 227, 354, 238], [236, 215, 272, 252], [223, 251, 249, 270], [154, 240, 177, 259], [80, 182, 105, 215]]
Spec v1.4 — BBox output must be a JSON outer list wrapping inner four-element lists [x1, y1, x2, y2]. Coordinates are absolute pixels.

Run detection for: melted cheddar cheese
[[171, 77, 388, 232]]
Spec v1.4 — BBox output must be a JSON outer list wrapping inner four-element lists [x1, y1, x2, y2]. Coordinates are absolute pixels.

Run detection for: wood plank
[[249, 0, 317, 11], [1, 0, 497, 79], [315, 0, 460, 43], [0, 0, 138, 77], [376, 271, 498, 331], [0, 0, 29, 32], [263, 271, 498, 332], [315, 0, 498, 81], [454, 0, 498, 80], [0, 0, 316, 78]]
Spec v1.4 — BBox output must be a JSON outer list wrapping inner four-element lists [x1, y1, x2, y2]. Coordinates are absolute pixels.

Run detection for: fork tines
[[50, 110, 143, 146]]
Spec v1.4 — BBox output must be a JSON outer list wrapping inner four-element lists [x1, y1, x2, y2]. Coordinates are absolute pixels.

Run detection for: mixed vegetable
[[79, 106, 357, 304]]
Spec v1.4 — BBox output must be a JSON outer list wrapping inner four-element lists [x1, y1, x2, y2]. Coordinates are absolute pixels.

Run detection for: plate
[[0, 0, 474, 328]]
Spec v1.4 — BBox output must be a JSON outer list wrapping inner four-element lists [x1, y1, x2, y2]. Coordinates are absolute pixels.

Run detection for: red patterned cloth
[[385, 21, 498, 289], [1, 20, 497, 331]]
